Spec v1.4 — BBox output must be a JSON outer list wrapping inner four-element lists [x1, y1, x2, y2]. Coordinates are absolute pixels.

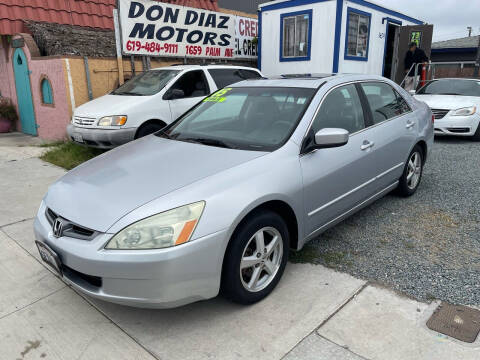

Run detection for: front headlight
[[98, 115, 128, 126], [452, 106, 476, 116], [105, 202, 205, 250]]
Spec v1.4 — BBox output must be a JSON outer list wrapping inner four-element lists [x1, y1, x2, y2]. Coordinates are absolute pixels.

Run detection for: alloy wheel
[[407, 151, 422, 190], [239, 227, 283, 292]]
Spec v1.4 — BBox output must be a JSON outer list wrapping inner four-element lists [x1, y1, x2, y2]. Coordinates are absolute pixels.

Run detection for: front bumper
[[67, 125, 137, 149], [434, 114, 480, 137], [34, 202, 227, 308]]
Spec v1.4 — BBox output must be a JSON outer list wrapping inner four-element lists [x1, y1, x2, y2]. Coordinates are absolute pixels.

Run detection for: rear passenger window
[[312, 84, 365, 134], [208, 68, 261, 88], [360, 82, 410, 124]]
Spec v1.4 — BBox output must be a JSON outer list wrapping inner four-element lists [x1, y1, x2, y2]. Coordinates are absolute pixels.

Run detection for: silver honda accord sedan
[[34, 74, 433, 308]]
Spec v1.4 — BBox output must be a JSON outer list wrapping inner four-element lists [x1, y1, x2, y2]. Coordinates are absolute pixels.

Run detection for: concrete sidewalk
[[0, 139, 478, 359]]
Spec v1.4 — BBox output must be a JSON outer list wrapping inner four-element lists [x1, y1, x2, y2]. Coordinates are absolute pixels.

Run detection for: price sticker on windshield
[[203, 88, 233, 103]]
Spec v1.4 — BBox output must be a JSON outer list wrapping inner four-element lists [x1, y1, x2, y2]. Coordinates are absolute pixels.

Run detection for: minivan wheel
[[396, 145, 424, 197], [135, 122, 165, 139], [221, 210, 289, 304]]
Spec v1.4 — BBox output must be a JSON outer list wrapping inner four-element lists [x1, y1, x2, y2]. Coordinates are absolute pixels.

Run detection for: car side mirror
[[164, 89, 185, 100], [314, 128, 349, 148]]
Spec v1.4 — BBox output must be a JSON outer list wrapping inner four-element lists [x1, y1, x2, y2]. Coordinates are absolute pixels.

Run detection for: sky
[[383, 0, 480, 42]]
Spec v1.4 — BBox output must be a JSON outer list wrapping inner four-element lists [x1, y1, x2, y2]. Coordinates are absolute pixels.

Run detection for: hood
[[45, 136, 266, 232], [74, 94, 153, 118], [414, 94, 480, 110]]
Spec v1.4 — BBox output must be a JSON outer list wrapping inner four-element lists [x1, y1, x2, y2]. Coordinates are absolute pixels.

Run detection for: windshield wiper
[[180, 137, 236, 149], [436, 93, 462, 96]]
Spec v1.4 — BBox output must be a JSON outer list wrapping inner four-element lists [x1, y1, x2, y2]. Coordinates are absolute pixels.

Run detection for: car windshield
[[416, 79, 480, 96], [112, 70, 180, 96], [158, 87, 315, 151]]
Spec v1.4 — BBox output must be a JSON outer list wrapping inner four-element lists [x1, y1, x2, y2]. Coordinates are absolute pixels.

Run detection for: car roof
[[151, 64, 261, 72], [231, 73, 391, 89]]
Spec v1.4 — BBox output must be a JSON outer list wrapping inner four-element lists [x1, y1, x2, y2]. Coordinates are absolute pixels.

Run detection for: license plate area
[[36, 241, 63, 276]]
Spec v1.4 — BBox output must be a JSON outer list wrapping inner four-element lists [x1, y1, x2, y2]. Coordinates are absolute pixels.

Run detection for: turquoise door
[[13, 48, 37, 135]]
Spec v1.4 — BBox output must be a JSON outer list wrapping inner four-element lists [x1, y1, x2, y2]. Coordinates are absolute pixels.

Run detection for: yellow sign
[[203, 88, 233, 103]]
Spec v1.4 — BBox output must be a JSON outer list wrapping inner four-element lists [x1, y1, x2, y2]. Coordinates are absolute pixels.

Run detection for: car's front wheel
[[221, 210, 289, 304], [396, 145, 424, 197]]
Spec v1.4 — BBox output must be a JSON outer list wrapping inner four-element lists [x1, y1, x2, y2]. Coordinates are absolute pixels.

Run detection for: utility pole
[[467, 26, 472, 37]]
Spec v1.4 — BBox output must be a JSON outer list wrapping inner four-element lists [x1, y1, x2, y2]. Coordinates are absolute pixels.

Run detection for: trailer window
[[280, 10, 312, 61], [345, 8, 371, 60]]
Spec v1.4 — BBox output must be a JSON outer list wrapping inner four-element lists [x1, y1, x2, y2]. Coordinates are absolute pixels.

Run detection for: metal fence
[[403, 61, 480, 90]]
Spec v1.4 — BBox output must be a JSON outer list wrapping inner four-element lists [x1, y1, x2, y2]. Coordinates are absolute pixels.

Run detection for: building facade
[[258, 0, 425, 80], [0, 0, 255, 140]]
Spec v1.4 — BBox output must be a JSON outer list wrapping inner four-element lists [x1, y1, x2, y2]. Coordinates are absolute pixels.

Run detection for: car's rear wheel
[[396, 145, 424, 197], [221, 210, 289, 304]]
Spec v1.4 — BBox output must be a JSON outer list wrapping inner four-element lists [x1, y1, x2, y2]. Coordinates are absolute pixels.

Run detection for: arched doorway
[[13, 48, 37, 135]]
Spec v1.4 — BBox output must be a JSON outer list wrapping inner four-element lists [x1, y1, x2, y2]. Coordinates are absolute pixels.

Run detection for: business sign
[[235, 16, 258, 59], [118, 0, 235, 58]]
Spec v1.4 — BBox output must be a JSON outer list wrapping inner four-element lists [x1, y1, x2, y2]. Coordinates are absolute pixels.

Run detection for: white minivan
[[67, 64, 262, 148]]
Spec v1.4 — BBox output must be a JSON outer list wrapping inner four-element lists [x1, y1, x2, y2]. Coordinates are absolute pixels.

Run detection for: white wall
[[338, 0, 417, 74], [260, 0, 337, 76]]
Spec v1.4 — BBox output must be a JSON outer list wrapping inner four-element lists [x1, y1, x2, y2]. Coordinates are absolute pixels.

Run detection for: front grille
[[45, 208, 96, 240], [62, 264, 102, 288], [431, 109, 449, 120], [447, 127, 470, 133], [73, 116, 96, 126]]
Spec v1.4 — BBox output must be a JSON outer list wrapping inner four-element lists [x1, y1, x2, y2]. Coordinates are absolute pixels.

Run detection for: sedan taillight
[[432, 114, 435, 123]]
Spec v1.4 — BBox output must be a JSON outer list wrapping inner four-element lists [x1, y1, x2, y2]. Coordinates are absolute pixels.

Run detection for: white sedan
[[414, 78, 480, 140]]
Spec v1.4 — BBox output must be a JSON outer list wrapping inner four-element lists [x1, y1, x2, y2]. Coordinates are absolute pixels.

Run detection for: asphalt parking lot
[[292, 136, 480, 306]]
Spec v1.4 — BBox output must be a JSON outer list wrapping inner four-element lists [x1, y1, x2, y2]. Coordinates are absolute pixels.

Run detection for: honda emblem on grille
[[52, 218, 64, 238]]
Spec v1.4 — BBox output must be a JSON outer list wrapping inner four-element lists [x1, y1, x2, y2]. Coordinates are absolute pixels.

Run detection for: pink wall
[[0, 36, 70, 140]]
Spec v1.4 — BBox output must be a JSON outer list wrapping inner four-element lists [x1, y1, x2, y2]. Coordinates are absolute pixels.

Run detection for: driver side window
[[170, 70, 210, 99], [312, 84, 365, 135]]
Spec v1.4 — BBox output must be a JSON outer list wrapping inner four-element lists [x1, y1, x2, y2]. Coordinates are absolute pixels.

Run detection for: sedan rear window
[[112, 70, 179, 96], [159, 87, 315, 151], [208, 68, 262, 88], [416, 79, 480, 97]]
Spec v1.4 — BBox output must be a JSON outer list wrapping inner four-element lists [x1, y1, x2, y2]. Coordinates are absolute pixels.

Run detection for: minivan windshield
[[112, 70, 180, 96], [158, 87, 315, 151], [416, 79, 480, 97]]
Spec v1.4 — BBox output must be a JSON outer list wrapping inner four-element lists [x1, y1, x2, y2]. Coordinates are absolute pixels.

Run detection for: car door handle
[[360, 140, 375, 150], [406, 121, 415, 129]]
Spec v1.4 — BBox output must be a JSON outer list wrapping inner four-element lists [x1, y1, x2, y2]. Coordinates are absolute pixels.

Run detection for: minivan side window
[[208, 68, 261, 88], [311, 84, 365, 134], [360, 82, 409, 124], [170, 70, 210, 99]]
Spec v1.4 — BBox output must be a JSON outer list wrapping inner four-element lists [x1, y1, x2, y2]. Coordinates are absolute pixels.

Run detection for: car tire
[[472, 123, 480, 141], [396, 144, 424, 197], [135, 122, 165, 139], [221, 210, 289, 305]]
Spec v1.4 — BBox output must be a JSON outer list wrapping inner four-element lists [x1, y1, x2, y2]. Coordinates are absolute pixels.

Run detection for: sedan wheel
[[221, 210, 289, 304], [396, 144, 424, 197], [240, 227, 283, 292], [406, 151, 422, 190]]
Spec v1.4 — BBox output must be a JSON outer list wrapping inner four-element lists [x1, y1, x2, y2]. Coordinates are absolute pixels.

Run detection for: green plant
[[0, 98, 18, 122]]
